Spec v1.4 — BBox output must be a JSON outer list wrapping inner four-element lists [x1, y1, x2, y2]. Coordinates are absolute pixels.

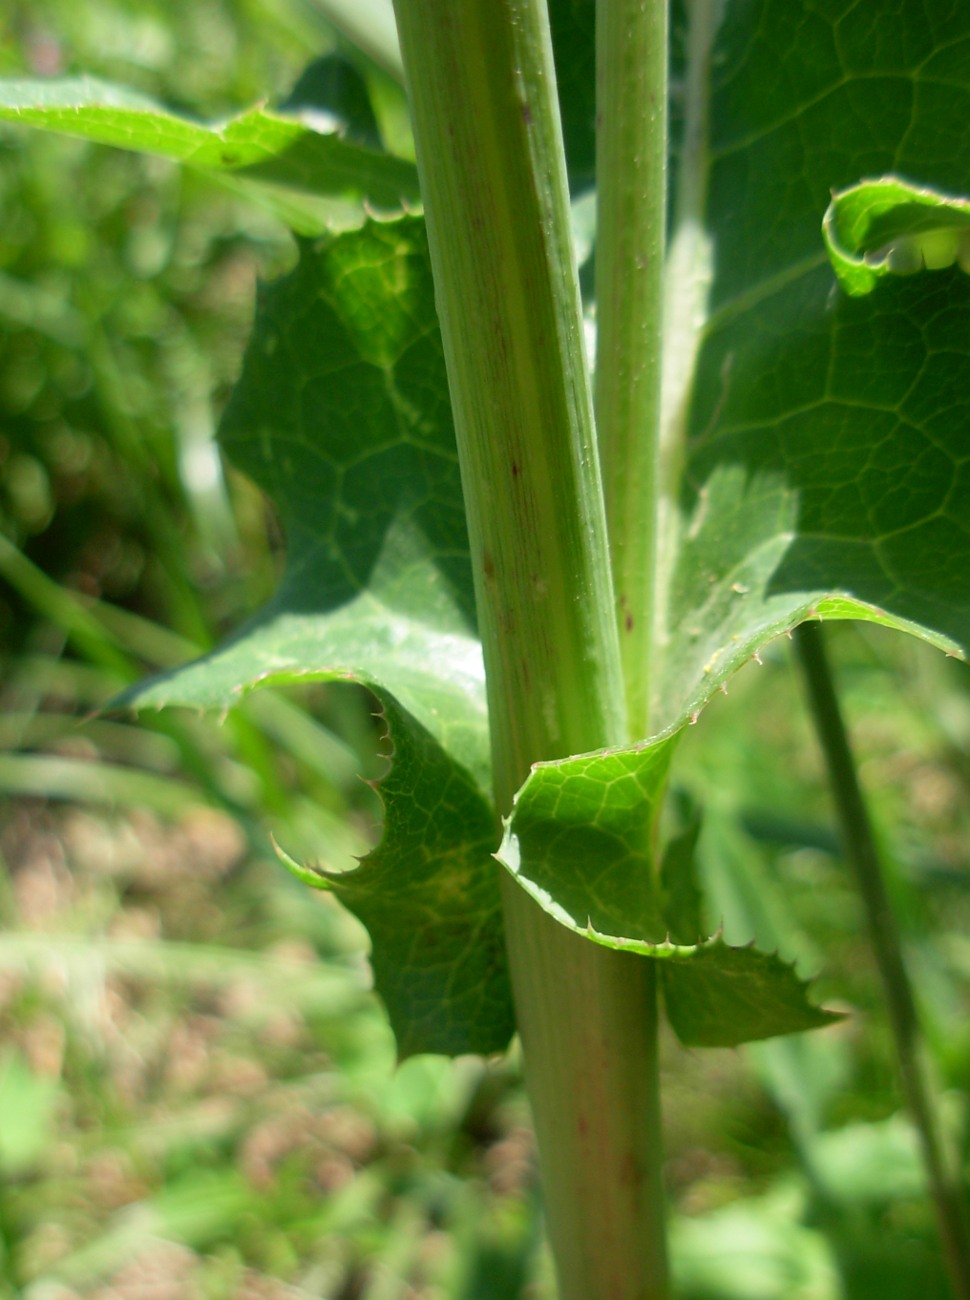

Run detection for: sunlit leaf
[[0, 75, 419, 233]]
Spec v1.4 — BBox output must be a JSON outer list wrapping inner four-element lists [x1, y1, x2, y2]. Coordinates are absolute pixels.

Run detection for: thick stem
[[595, 0, 667, 740], [794, 620, 970, 1299], [391, 2, 668, 1295], [501, 883, 669, 1298], [392, 0, 626, 785]]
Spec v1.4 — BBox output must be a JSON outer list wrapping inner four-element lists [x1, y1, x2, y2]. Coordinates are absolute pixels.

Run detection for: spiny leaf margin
[[824, 175, 970, 297], [277, 692, 512, 1058], [497, 733, 839, 1046], [0, 75, 420, 233]]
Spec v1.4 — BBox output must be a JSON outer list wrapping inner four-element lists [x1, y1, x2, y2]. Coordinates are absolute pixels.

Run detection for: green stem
[[391, 2, 668, 1295], [392, 0, 626, 790], [794, 620, 970, 1300], [595, 0, 667, 740]]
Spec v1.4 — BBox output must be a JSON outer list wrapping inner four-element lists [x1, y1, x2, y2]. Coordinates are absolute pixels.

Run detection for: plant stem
[[595, 0, 667, 740], [392, 0, 626, 784], [391, 1, 668, 1294], [794, 620, 970, 1299]]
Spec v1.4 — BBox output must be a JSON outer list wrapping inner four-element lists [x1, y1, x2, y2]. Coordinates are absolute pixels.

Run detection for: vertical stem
[[392, 0, 626, 786], [794, 620, 970, 1299], [391, 2, 669, 1295], [585, 5, 671, 1290], [595, 0, 668, 740]]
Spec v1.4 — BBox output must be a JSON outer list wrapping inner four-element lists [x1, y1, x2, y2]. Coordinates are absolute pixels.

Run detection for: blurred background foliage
[[1, 1, 969, 1297]]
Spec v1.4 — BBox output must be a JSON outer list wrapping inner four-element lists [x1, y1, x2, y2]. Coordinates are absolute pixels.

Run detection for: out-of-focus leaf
[[0, 1050, 60, 1176], [0, 75, 420, 232]]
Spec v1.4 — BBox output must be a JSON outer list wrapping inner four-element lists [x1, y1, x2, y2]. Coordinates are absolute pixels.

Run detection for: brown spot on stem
[[625, 613, 634, 632], [483, 550, 496, 580], [521, 102, 533, 127], [618, 1151, 641, 1189]]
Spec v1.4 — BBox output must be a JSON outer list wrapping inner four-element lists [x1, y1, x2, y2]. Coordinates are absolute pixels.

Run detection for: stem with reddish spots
[[392, 0, 669, 1294]]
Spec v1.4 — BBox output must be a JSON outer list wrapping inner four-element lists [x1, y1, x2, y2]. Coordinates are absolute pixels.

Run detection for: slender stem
[[794, 620, 970, 1299], [391, 2, 668, 1295], [584, 6, 671, 1289], [595, 0, 667, 740]]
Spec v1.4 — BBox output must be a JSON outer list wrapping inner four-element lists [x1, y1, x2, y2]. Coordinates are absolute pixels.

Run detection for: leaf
[[0, 1050, 61, 1176], [105, 3, 970, 1055], [660, 939, 841, 1049], [652, 0, 970, 734], [0, 75, 420, 233], [824, 176, 970, 296], [498, 738, 674, 943], [278, 694, 512, 1058], [117, 215, 502, 1057], [497, 737, 837, 1045], [121, 215, 489, 793], [548, 0, 596, 191], [660, 803, 704, 945]]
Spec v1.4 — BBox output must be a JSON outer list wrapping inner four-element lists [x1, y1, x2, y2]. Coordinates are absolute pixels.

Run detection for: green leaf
[[548, 0, 596, 191], [107, 2, 970, 1056], [0, 1049, 61, 1176], [652, 0, 970, 733], [824, 176, 970, 296], [497, 737, 836, 1045], [660, 940, 841, 1049], [498, 738, 673, 943], [117, 215, 501, 1057], [0, 75, 419, 233], [278, 694, 511, 1058], [121, 215, 489, 792], [660, 804, 704, 946]]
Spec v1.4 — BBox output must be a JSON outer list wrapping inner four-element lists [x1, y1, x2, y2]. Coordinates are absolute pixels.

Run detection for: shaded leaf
[[660, 939, 842, 1049], [660, 805, 704, 945], [121, 215, 489, 793], [279, 694, 511, 1058], [548, 0, 596, 191], [116, 215, 500, 1058], [652, 0, 970, 733]]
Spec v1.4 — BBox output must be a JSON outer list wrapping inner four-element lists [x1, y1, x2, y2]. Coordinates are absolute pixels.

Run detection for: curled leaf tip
[[824, 175, 970, 296]]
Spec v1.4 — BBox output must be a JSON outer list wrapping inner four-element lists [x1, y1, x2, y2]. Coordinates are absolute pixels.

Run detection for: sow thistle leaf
[[824, 177, 970, 297], [497, 737, 837, 1046], [650, 0, 970, 732], [278, 694, 512, 1058], [0, 75, 419, 233], [660, 941, 841, 1050], [122, 215, 489, 791], [119, 216, 505, 1055]]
